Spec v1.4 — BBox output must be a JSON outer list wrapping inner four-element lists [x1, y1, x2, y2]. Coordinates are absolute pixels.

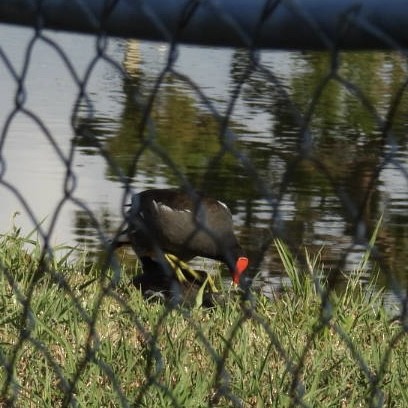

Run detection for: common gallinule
[[118, 188, 248, 285]]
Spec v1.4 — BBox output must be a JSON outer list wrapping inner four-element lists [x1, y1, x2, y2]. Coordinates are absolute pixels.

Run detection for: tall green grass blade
[[274, 239, 303, 294], [359, 214, 383, 271]]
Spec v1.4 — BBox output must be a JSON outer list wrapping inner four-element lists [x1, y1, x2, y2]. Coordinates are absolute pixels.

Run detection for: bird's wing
[[151, 199, 197, 244]]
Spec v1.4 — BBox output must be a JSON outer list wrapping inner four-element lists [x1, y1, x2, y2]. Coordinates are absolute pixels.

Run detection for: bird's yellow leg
[[164, 253, 189, 283], [164, 254, 218, 292], [165, 254, 201, 281], [205, 275, 218, 293]]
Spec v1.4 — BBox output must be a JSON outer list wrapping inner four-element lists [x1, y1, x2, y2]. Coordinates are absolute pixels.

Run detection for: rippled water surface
[[0, 24, 407, 290]]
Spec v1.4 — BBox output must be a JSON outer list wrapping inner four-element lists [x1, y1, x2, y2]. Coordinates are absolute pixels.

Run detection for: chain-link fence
[[0, 0, 407, 406]]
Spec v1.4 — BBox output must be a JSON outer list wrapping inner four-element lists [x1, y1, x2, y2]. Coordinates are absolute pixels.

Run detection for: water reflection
[[102, 42, 407, 289], [0, 25, 406, 292]]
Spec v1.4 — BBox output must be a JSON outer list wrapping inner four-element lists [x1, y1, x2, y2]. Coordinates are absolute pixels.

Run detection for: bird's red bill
[[233, 256, 249, 284]]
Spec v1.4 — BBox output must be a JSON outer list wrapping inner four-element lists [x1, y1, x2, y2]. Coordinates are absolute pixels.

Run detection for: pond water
[[0, 24, 407, 292]]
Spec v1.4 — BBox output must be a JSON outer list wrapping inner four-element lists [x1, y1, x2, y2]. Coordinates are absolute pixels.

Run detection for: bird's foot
[[164, 253, 218, 293]]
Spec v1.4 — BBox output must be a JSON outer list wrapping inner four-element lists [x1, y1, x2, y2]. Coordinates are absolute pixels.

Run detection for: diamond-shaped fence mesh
[[0, 0, 407, 407]]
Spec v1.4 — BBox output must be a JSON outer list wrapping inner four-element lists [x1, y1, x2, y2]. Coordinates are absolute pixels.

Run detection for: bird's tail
[[110, 228, 131, 249]]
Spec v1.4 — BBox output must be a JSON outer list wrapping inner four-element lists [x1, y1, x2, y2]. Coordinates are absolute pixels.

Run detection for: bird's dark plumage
[[120, 188, 248, 284]]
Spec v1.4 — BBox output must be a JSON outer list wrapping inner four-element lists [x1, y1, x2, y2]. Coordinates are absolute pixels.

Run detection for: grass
[[0, 227, 407, 407]]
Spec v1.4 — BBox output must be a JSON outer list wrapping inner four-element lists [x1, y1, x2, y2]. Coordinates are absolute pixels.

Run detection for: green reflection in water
[[75, 46, 407, 290]]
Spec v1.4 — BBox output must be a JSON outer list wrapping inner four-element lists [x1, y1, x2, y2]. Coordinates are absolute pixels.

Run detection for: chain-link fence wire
[[0, 0, 407, 406]]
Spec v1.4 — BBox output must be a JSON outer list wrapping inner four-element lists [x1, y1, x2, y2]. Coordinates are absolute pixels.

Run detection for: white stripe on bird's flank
[[153, 200, 192, 213], [217, 200, 230, 212]]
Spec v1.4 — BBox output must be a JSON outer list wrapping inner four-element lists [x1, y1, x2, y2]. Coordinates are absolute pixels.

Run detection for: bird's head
[[232, 256, 249, 285]]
